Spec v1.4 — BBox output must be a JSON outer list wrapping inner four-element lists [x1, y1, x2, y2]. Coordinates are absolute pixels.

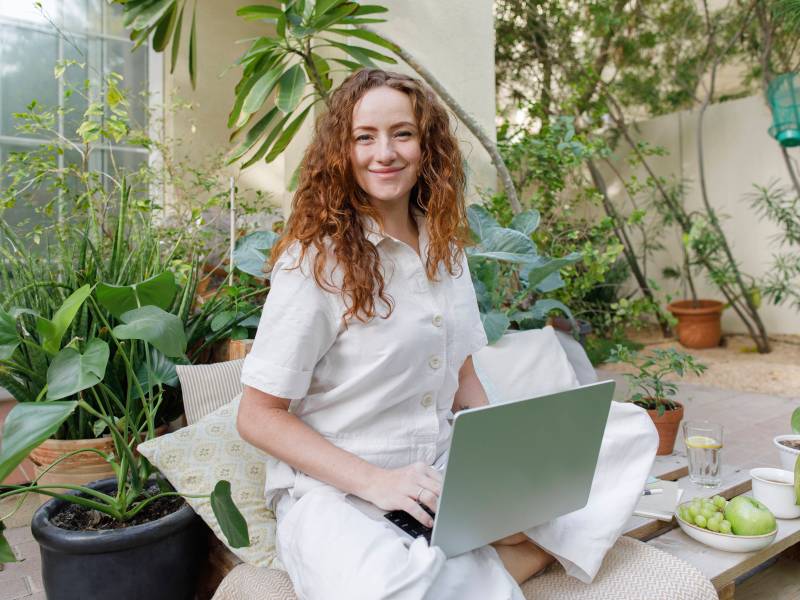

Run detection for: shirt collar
[[361, 208, 428, 252]]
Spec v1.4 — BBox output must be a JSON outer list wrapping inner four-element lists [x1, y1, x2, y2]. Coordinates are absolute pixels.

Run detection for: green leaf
[[531, 299, 574, 322], [509, 210, 541, 236], [210, 480, 250, 548], [125, 0, 174, 30], [37, 285, 93, 355], [242, 65, 285, 120], [467, 204, 500, 240], [481, 310, 510, 345], [327, 27, 398, 52], [189, 3, 197, 89], [353, 4, 389, 16], [112, 306, 187, 358], [47, 339, 110, 400], [324, 40, 396, 67], [467, 227, 537, 264], [792, 407, 800, 434], [133, 348, 184, 397], [330, 57, 361, 70], [236, 4, 284, 20], [241, 112, 292, 168], [234, 230, 279, 277], [96, 272, 179, 319], [152, 1, 178, 52], [0, 309, 19, 360], [276, 64, 307, 114], [795, 453, 800, 506], [311, 2, 359, 30], [313, 0, 346, 18], [170, 2, 185, 74], [0, 524, 17, 564], [523, 253, 582, 291], [265, 104, 313, 162], [228, 106, 281, 163], [0, 401, 77, 483]]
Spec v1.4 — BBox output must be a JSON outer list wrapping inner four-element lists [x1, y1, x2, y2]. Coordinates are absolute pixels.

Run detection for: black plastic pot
[[31, 477, 207, 600]]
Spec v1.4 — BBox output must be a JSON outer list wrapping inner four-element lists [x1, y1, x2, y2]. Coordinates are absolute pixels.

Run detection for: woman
[[237, 69, 657, 599]]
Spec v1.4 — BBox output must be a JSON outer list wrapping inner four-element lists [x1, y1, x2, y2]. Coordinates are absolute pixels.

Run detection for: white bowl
[[774, 435, 800, 471], [675, 502, 777, 553], [751, 468, 800, 519]]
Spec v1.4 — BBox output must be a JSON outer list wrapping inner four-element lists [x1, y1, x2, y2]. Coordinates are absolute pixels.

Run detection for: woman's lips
[[370, 167, 404, 177]]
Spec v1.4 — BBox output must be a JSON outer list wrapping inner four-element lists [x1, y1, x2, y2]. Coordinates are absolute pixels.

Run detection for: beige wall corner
[[607, 94, 800, 335]]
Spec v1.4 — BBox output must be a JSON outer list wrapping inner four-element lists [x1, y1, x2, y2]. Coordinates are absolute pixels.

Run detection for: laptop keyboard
[[384, 503, 436, 542]]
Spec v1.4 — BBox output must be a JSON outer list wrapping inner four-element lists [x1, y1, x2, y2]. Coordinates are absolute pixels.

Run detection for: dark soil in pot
[[31, 477, 207, 600], [779, 439, 800, 451]]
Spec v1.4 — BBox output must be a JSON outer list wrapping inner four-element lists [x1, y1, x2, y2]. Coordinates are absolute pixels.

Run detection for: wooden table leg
[[717, 582, 735, 600]]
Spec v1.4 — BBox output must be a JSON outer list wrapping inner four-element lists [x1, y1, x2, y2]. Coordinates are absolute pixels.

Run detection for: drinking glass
[[683, 421, 723, 488]]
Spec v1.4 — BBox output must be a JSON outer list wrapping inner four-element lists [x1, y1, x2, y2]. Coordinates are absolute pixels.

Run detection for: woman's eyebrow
[[352, 121, 417, 132]]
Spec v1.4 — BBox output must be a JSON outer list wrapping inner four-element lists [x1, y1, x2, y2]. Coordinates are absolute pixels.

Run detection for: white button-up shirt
[[241, 211, 488, 506]]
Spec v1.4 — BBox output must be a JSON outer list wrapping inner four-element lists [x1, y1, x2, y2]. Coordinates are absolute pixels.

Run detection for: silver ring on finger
[[416, 487, 425, 503]]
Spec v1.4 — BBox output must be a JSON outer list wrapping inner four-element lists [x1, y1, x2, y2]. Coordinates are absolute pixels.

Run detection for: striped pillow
[[176, 359, 245, 424]]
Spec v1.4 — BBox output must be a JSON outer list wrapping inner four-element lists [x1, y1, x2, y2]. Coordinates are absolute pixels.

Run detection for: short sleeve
[[458, 251, 488, 356], [240, 245, 340, 399]]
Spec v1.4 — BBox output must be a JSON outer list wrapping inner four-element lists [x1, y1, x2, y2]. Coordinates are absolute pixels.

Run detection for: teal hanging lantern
[[768, 72, 800, 148]]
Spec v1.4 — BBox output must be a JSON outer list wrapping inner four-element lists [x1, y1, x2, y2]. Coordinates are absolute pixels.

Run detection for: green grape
[[694, 514, 707, 528], [688, 505, 700, 519], [707, 519, 720, 532], [701, 507, 716, 520], [712, 495, 726, 509], [719, 520, 732, 534], [680, 507, 692, 522], [709, 512, 723, 524]]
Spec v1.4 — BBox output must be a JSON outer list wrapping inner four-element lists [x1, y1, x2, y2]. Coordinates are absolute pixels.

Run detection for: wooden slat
[[228, 339, 254, 360]]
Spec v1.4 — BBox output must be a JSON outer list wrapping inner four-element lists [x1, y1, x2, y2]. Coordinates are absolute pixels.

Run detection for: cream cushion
[[176, 359, 245, 424], [212, 536, 717, 600], [473, 326, 581, 404], [138, 395, 282, 569]]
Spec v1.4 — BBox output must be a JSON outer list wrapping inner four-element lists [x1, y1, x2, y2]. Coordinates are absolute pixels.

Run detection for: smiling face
[[350, 86, 422, 212]]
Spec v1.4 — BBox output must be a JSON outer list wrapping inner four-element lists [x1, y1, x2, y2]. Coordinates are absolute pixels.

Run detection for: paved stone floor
[[1, 378, 798, 599]]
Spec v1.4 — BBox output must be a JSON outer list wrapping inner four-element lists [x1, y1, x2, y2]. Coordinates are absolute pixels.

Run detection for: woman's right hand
[[361, 462, 443, 527]]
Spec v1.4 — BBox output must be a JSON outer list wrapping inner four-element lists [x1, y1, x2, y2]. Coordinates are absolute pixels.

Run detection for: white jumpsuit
[[241, 212, 658, 600]]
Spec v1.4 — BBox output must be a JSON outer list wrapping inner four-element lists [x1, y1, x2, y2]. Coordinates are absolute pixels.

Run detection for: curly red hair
[[271, 69, 470, 323]]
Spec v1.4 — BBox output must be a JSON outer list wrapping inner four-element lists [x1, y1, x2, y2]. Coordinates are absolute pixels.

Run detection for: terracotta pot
[[29, 425, 169, 498], [667, 299, 724, 349], [646, 401, 684, 456]]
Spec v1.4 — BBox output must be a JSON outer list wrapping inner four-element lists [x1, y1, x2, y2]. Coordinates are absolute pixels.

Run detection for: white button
[[421, 393, 434, 407], [432, 314, 443, 327], [428, 356, 441, 370]]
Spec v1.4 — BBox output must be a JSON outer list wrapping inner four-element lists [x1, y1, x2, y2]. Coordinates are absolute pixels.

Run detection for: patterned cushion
[[176, 360, 245, 424], [211, 537, 717, 600], [138, 396, 282, 569]]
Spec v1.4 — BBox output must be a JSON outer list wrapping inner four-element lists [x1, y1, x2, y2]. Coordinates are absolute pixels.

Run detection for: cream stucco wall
[[607, 94, 800, 335], [163, 0, 497, 217]]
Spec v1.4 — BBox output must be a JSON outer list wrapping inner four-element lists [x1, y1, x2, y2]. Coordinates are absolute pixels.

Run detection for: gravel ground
[[601, 330, 800, 399]]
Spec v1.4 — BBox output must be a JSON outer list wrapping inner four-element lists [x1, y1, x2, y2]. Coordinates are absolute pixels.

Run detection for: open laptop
[[351, 380, 615, 558]]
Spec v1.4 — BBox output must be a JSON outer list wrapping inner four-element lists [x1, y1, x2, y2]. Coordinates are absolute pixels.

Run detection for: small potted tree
[[607, 345, 707, 455]]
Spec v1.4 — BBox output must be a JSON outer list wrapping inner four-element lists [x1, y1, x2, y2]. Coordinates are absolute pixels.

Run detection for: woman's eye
[[356, 134, 372, 142], [396, 130, 413, 138]]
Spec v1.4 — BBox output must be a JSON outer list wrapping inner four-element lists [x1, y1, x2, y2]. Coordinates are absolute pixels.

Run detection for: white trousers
[[275, 402, 658, 600]]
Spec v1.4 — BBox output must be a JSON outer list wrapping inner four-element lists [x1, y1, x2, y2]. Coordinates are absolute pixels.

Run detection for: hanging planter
[[768, 72, 800, 148]]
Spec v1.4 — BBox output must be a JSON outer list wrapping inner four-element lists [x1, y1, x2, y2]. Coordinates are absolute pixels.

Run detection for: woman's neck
[[372, 197, 420, 255]]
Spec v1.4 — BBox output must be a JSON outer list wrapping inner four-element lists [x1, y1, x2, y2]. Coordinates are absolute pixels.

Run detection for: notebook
[[633, 479, 684, 521]]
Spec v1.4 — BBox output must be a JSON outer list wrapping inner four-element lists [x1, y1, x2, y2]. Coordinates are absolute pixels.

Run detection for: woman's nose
[[375, 136, 397, 163]]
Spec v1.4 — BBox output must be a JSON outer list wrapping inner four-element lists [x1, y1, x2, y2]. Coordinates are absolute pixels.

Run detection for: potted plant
[[607, 345, 707, 455], [774, 407, 800, 473], [662, 236, 725, 349], [0, 276, 249, 599]]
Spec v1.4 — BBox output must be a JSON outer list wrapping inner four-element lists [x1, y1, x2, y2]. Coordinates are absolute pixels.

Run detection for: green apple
[[723, 496, 777, 536]]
